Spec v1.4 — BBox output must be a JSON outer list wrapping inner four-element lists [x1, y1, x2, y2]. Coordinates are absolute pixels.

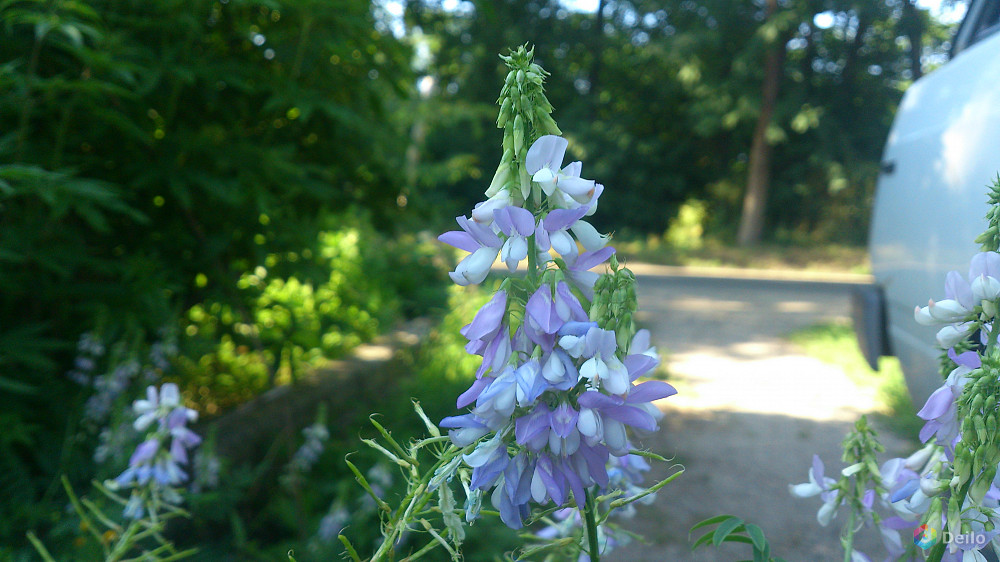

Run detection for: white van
[[856, 0, 1000, 404]]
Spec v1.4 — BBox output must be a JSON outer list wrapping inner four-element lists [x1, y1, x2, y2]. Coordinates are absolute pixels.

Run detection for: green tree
[[0, 0, 412, 546], [407, 0, 955, 245]]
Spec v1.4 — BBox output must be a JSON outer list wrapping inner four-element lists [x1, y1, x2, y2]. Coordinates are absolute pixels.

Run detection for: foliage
[[0, 0, 418, 550], [406, 0, 955, 243], [179, 214, 450, 412], [691, 514, 787, 562], [28, 477, 197, 562]]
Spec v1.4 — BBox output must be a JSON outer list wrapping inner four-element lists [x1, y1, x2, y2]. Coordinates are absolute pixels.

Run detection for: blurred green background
[[0, 0, 959, 559]]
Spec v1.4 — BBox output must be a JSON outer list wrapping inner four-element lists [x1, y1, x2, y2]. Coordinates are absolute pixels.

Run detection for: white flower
[[525, 135, 598, 207], [789, 455, 841, 526]]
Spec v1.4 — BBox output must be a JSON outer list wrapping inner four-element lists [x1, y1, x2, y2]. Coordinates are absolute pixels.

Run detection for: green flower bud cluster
[[838, 415, 886, 509], [975, 174, 1000, 252], [952, 350, 1000, 503], [487, 45, 562, 207], [589, 255, 639, 352]]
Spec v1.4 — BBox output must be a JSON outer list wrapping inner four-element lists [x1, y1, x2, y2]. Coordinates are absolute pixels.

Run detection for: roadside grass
[[788, 321, 923, 440], [615, 235, 870, 274]]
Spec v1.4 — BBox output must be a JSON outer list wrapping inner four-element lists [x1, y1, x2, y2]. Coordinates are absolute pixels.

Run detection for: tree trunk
[[737, 0, 786, 247], [902, 0, 924, 81]]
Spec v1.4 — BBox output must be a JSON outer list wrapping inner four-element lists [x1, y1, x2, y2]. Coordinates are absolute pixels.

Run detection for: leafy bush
[[178, 214, 451, 412], [0, 0, 415, 549]]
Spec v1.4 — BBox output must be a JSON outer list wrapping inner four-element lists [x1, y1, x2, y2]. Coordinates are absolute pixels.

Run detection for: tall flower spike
[[435, 47, 677, 556]]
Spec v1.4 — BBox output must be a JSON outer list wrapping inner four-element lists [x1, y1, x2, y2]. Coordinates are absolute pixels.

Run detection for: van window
[[972, 0, 1000, 42], [952, 0, 1000, 57]]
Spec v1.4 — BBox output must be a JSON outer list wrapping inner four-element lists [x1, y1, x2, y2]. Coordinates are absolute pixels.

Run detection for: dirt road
[[611, 265, 916, 562]]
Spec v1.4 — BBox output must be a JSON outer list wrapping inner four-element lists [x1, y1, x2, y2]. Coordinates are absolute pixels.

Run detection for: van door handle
[[880, 160, 896, 175]]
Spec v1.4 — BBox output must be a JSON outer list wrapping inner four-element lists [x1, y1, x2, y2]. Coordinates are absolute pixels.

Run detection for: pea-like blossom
[[576, 381, 676, 455], [564, 247, 617, 299], [789, 455, 841, 526], [561, 326, 630, 395], [526, 135, 598, 207], [917, 350, 979, 447], [439, 215, 502, 285], [914, 252, 1000, 347], [494, 206, 535, 271], [438, 130, 675, 534], [115, 384, 201, 500]]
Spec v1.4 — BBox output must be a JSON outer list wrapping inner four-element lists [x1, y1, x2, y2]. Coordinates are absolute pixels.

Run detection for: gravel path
[[609, 267, 916, 562]]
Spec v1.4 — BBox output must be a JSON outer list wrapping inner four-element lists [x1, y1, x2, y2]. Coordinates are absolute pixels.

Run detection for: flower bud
[[840, 462, 864, 477], [486, 160, 511, 198], [534, 108, 561, 135], [518, 163, 531, 201], [513, 114, 525, 159], [925, 498, 944, 534], [465, 488, 483, 522], [971, 394, 985, 414], [975, 415, 988, 443], [497, 97, 513, 128], [903, 443, 936, 471], [970, 470, 994, 503], [516, 69, 525, 85], [919, 477, 948, 497], [590, 302, 607, 323], [947, 495, 963, 537], [984, 299, 998, 318], [963, 421, 978, 444], [616, 314, 634, 351]]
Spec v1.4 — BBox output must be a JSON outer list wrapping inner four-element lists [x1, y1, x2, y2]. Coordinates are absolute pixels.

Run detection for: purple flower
[[563, 247, 616, 298], [439, 215, 502, 285], [577, 381, 676, 455], [494, 206, 535, 271], [115, 384, 201, 494], [514, 359, 548, 406], [914, 252, 1000, 347], [468, 325, 512, 379], [916, 383, 961, 445], [788, 455, 841, 526], [515, 403, 553, 451], [564, 326, 631, 395], [441, 413, 491, 446], [538, 207, 588, 260], [541, 347, 578, 389], [465, 432, 510, 491], [473, 366, 518, 427], [461, 290, 507, 342], [494, 451, 534, 528]]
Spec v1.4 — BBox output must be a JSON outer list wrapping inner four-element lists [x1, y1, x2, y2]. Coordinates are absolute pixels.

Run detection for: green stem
[[583, 488, 601, 562], [841, 509, 855, 562], [26, 531, 57, 562]]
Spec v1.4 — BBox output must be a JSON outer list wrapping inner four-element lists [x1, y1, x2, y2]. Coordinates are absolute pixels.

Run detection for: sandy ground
[[609, 267, 916, 562]]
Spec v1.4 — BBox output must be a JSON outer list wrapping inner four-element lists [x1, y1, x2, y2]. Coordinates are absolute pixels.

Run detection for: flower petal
[[628, 380, 677, 403], [525, 135, 567, 174]]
